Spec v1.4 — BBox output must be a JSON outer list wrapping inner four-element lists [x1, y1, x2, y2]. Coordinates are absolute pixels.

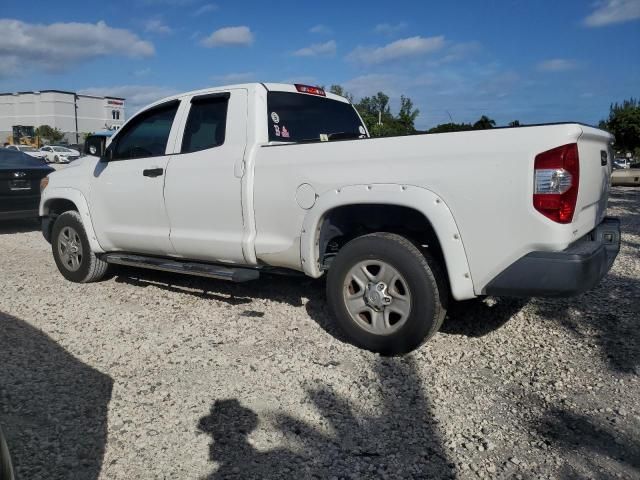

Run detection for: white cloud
[[584, 0, 640, 27], [79, 85, 179, 116], [211, 72, 256, 84], [536, 58, 579, 72], [201, 26, 253, 47], [292, 40, 337, 57], [373, 22, 408, 35], [0, 19, 154, 75], [144, 19, 172, 34], [309, 24, 332, 34], [193, 3, 218, 16], [347, 36, 445, 65]]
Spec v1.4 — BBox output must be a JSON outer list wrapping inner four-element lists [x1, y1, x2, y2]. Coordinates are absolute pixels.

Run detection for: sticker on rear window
[[271, 112, 280, 124], [359, 125, 366, 135], [274, 125, 281, 137], [281, 126, 290, 138]]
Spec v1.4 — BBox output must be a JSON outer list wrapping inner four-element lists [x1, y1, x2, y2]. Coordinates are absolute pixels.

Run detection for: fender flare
[[40, 187, 105, 253], [300, 184, 476, 301]]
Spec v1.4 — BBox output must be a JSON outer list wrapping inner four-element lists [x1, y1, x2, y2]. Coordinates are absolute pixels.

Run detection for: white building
[[0, 90, 125, 144]]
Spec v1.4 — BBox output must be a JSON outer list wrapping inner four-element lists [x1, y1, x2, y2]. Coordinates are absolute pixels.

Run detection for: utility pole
[[74, 94, 79, 144]]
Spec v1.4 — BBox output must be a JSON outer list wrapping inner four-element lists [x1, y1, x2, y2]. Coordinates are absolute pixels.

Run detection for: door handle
[[143, 168, 164, 178]]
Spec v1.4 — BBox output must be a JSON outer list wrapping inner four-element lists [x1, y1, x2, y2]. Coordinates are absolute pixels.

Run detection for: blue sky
[[1, 0, 638, 129]]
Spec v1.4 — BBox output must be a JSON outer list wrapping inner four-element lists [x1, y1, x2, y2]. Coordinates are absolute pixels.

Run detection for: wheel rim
[[58, 226, 83, 272], [343, 259, 412, 335]]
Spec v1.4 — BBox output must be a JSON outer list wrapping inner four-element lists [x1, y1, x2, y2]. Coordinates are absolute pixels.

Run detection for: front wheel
[[51, 211, 109, 283], [326, 232, 447, 355]]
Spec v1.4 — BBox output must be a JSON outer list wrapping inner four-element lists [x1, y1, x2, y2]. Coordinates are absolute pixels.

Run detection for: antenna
[[446, 110, 454, 123]]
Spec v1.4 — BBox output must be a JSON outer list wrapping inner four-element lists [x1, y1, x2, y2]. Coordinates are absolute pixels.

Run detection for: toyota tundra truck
[[39, 83, 620, 354]]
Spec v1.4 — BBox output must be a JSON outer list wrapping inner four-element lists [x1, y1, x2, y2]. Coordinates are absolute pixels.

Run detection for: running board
[[102, 253, 260, 282]]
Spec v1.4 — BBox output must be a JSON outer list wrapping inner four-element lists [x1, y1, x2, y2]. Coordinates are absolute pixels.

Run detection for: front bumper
[[484, 217, 620, 297]]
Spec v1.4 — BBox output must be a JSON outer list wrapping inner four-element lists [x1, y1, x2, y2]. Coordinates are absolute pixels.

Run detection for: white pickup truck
[[40, 83, 620, 354]]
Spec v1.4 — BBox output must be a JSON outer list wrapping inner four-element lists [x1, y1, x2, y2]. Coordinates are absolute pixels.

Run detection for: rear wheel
[[326, 232, 447, 355], [51, 211, 109, 283]]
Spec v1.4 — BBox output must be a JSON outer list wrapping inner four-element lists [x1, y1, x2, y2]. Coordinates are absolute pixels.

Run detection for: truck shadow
[[113, 267, 351, 342], [0, 219, 39, 235], [440, 297, 528, 338], [197, 356, 454, 479], [0, 311, 113, 480]]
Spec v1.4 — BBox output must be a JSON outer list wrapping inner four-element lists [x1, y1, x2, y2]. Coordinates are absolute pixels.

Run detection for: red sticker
[[281, 126, 290, 138]]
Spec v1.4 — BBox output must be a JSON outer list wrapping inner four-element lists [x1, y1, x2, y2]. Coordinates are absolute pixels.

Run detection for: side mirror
[[100, 146, 112, 163]]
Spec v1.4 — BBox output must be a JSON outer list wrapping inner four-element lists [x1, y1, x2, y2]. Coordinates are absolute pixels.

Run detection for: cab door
[[163, 90, 248, 263], [89, 100, 182, 255]]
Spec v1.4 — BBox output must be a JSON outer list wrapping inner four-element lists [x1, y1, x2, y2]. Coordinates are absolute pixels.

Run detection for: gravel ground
[[0, 186, 638, 480]]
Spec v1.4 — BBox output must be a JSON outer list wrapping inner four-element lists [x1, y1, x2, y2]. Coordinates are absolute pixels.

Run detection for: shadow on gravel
[[531, 273, 640, 375], [533, 408, 640, 479], [198, 357, 453, 479], [0, 311, 113, 480], [0, 219, 39, 235], [440, 297, 528, 337], [113, 267, 353, 343]]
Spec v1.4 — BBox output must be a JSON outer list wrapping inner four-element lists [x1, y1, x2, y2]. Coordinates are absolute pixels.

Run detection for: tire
[[53, 155, 59, 163], [326, 232, 447, 355], [51, 211, 109, 283]]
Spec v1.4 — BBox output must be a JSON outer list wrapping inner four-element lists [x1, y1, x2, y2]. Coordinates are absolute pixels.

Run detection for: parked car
[[0, 424, 14, 480], [1, 148, 54, 221], [613, 157, 634, 169], [611, 167, 640, 186], [39, 83, 620, 354], [4, 144, 47, 161], [39, 146, 80, 163]]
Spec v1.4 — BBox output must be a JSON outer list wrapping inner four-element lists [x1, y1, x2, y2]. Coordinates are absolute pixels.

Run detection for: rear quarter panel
[[252, 124, 610, 298]]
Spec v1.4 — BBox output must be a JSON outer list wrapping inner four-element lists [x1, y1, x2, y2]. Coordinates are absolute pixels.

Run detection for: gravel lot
[[0, 186, 638, 480]]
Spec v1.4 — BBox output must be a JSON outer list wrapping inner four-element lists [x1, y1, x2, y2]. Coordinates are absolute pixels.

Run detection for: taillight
[[294, 84, 326, 96], [533, 143, 579, 224]]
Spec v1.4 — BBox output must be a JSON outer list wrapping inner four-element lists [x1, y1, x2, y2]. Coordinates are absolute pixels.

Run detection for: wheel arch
[[300, 184, 476, 301], [40, 187, 104, 253]]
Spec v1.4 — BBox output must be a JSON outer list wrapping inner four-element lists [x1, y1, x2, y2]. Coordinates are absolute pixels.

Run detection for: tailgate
[[575, 125, 614, 227]]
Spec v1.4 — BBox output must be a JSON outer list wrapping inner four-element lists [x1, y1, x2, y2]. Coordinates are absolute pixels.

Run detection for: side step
[[102, 253, 260, 282]]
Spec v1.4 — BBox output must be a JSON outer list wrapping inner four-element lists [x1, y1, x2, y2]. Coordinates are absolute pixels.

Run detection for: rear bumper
[[484, 217, 620, 297], [0, 209, 39, 221]]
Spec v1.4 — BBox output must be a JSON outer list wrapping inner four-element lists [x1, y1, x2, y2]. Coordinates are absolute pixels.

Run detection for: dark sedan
[[0, 148, 54, 221]]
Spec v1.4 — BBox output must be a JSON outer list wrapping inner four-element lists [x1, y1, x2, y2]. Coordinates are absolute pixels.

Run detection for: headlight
[[40, 176, 49, 193]]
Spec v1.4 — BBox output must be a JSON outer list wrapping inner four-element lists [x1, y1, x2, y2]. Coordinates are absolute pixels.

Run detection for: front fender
[[300, 184, 476, 301], [40, 187, 104, 254]]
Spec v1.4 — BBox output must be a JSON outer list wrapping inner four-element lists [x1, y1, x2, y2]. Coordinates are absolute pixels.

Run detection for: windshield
[[52, 146, 70, 152], [267, 91, 366, 143], [20, 146, 37, 152]]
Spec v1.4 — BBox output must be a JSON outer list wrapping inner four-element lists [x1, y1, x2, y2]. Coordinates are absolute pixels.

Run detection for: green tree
[[426, 122, 474, 134], [509, 120, 521, 127], [600, 98, 640, 155], [473, 115, 496, 130], [328, 85, 354, 103], [36, 125, 65, 143], [397, 96, 420, 134]]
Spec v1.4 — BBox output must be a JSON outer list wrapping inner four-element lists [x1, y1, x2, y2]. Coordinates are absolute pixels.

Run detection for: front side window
[[267, 91, 365, 143], [112, 102, 178, 160], [181, 95, 229, 154]]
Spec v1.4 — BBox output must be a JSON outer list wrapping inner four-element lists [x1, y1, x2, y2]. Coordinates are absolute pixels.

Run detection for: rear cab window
[[267, 91, 366, 143], [181, 93, 229, 154]]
